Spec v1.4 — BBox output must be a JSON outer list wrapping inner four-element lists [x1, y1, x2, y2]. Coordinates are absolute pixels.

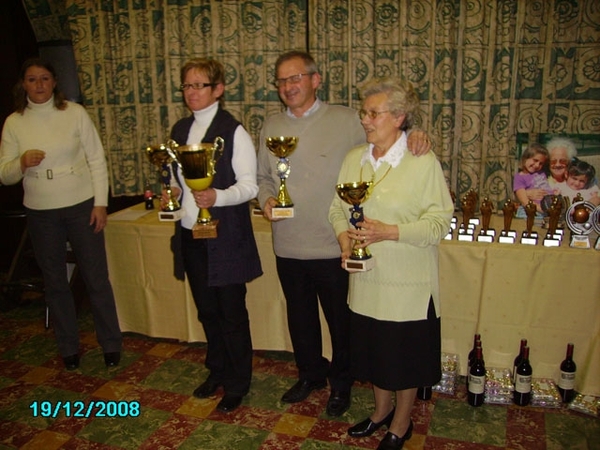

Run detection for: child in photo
[[554, 158, 600, 206], [513, 142, 554, 217]]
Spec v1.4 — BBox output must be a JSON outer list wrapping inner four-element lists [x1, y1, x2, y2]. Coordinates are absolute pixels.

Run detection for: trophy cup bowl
[[266, 136, 298, 218], [145, 144, 184, 221], [335, 181, 375, 272], [565, 200, 596, 248], [167, 137, 224, 238]]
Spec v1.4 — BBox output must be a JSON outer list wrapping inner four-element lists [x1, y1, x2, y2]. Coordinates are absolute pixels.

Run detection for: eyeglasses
[[358, 109, 390, 120], [179, 82, 217, 91], [273, 73, 313, 88]]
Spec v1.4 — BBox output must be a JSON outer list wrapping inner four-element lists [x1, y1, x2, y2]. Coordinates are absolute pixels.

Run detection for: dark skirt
[[350, 297, 441, 391]]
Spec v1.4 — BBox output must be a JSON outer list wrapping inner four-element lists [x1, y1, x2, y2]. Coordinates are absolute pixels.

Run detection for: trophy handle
[[165, 139, 182, 170]]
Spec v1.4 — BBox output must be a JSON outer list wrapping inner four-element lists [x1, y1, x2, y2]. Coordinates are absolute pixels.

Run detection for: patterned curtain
[[23, 0, 307, 196], [309, 0, 600, 208], [22, 0, 600, 204]]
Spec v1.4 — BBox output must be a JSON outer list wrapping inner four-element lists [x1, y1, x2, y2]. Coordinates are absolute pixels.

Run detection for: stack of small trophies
[[444, 189, 600, 249]]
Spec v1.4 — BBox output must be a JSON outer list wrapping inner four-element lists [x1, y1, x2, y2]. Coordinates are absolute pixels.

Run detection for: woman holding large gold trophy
[[164, 58, 262, 413], [329, 78, 453, 450]]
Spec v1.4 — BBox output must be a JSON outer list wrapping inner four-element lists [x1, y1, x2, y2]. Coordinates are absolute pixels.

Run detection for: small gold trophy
[[266, 136, 298, 218], [498, 198, 517, 244], [565, 195, 595, 248], [145, 144, 184, 222], [520, 200, 538, 245], [477, 196, 495, 243], [457, 191, 477, 241], [167, 137, 224, 239], [335, 181, 375, 272], [543, 195, 563, 247]]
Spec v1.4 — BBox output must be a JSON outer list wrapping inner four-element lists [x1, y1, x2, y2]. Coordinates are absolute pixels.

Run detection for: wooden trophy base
[[344, 257, 376, 272], [158, 208, 185, 222], [272, 207, 294, 218], [192, 220, 219, 239]]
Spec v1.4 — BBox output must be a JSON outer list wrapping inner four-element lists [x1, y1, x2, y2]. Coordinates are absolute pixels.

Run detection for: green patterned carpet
[[0, 299, 598, 449]]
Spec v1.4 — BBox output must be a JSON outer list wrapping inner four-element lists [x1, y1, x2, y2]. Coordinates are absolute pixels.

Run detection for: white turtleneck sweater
[[172, 101, 258, 230], [0, 97, 109, 210]]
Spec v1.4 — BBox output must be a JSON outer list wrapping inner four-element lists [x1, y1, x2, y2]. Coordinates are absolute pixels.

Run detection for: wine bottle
[[557, 343, 576, 403], [467, 345, 485, 407], [466, 333, 481, 388], [144, 181, 155, 210], [513, 346, 532, 406], [417, 386, 432, 400], [513, 338, 527, 384]]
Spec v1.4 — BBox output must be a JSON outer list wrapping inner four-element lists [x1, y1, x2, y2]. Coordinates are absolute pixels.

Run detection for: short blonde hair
[[360, 77, 420, 130]]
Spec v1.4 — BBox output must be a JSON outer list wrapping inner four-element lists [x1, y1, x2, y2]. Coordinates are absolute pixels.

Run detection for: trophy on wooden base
[[167, 137, 224, 239], [266, 136, 298, 218], [520, 200, 538, 245], [499, 199, 518, 243], [477, 196, 495, 243], [146, 144, 185, 222], [458, 191, 477, 241], [565, 197, 596, 249], [336, 181, 375, 272], [543, 195, 564, 247]]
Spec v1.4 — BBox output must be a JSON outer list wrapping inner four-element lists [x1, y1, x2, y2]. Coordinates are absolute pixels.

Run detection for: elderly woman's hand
[[348, 216, 399, 248]]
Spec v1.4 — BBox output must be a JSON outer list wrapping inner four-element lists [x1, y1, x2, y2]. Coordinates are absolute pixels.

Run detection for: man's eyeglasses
[[273, 73, 313, 88], [180, 82, 217, 91], [358, 109, 390, 120]]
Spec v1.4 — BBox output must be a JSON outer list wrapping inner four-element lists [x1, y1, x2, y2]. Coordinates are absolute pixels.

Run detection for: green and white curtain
[[23, 0, 600, 207]]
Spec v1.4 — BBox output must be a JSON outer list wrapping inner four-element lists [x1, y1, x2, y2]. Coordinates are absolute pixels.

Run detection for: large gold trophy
[[335, 181, 375, 272], [145, 144, 184, 222], [266, 136, 298, 218], [167, 137, 224, 238]]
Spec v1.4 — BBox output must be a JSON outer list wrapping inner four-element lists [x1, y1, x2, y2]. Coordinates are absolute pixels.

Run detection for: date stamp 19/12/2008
[[30, 400, 140, 418]]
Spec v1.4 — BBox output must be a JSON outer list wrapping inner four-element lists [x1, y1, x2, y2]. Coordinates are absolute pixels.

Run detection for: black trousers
[[276, 256, 352, 392], [26, 198, 121, 357], [182, 229, 252, 396]]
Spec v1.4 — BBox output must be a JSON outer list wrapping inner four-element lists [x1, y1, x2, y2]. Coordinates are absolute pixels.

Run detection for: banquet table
[[106, 203, 600, 396]]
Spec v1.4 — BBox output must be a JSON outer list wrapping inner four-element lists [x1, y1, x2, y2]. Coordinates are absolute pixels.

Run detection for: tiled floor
[[0, 298, 598, 450]]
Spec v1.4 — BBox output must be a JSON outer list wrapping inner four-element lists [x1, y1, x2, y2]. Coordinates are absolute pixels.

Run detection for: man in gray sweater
[[257, 51, 429, 417]]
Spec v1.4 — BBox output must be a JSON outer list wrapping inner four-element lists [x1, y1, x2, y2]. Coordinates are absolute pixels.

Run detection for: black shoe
[[103, 352, 121, 367], [193, 379, 221, 399], [63, 354, 79, 370], [376, 421, 413, 450], [326, 390, 351, 417], [216, 395, 243, 413], [281, 379, 327, 403], [348, 407, 395, 437]]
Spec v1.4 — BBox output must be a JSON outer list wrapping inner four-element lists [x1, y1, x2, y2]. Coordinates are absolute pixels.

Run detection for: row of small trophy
[[444, 189, 600, 249]]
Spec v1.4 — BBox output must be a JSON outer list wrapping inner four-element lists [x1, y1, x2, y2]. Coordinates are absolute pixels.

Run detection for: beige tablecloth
[[106, 204, 600, 396]]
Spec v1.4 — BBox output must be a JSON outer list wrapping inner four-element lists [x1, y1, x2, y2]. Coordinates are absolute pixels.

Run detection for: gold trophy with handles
[[335, 181, 375, 272], [266, 136, 298, 218], [145, 143, 184, 221], [167, 137, 224, 238]]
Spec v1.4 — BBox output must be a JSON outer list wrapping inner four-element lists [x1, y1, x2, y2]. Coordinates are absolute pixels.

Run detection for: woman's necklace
[[360, 164, 392, 190]]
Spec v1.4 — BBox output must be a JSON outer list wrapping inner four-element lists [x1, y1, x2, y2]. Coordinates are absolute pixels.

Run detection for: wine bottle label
[[515, 375, 532, 393], [468, 374, 485, 394], [558, 372, 576, 390]]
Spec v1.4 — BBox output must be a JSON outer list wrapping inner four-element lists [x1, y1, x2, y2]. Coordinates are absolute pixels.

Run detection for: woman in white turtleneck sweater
[[0, 58, 122, 371]]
